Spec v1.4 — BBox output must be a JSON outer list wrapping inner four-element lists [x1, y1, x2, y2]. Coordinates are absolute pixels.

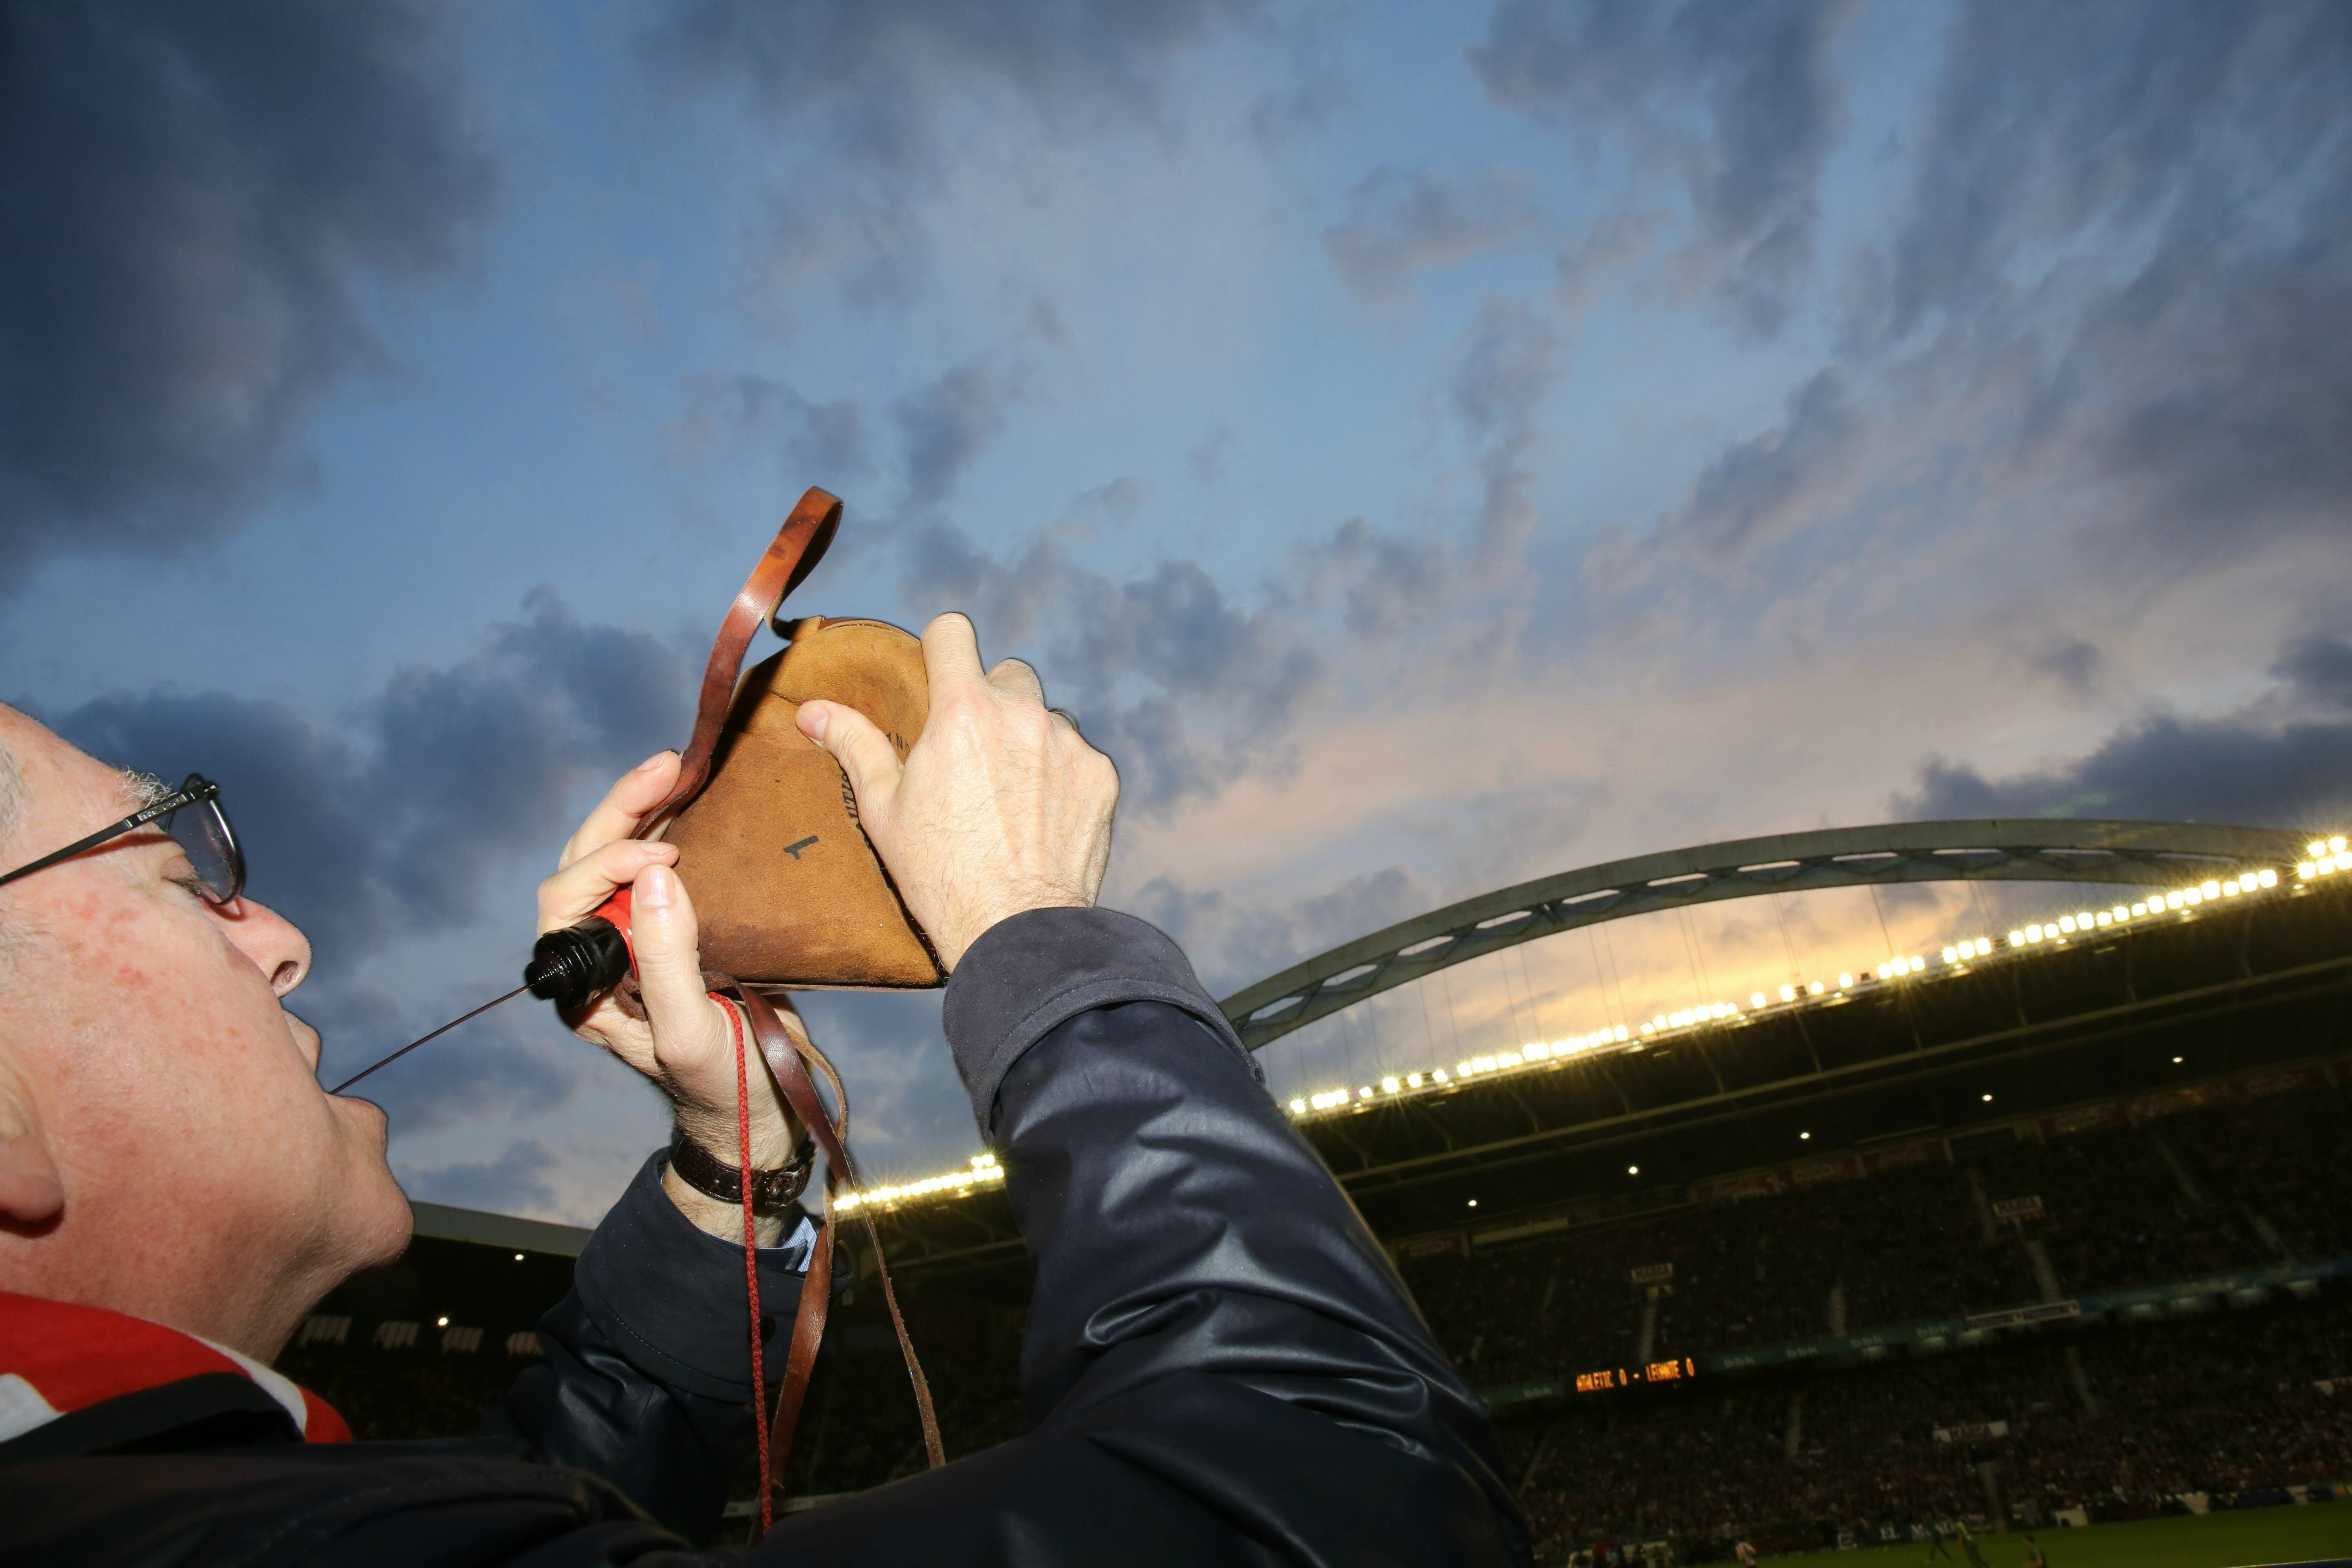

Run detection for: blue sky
[[6, 0, 2350, 1221]]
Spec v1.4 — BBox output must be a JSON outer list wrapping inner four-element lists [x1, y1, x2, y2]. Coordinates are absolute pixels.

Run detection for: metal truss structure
[[1218, 818, 2312, 1052]]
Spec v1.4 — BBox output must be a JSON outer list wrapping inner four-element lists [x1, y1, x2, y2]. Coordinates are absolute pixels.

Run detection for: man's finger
[[629, 864, 722, 1058], [920, 612, 986, 695], [795, 700, 904, 821], [559, 752, 682, 870], [987, 657, 1047, 708], [537, 839, 677, 933]]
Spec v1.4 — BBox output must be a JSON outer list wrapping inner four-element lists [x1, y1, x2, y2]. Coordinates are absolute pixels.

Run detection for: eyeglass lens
[[164, 793, 243, 904]]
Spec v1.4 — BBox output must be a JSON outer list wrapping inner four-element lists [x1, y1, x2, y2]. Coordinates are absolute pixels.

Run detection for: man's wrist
[[662, 1160, 791, 1247]]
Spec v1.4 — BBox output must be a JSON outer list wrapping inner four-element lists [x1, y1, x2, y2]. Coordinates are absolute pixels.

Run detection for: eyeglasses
[[0, 773, 245, 906]]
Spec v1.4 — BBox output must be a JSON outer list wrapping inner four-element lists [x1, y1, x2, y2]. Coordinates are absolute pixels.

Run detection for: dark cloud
[[36, 590, 688, 963], [893, 365, 1005, 510], [1469, 0, 1859, 337], [2274, 635, 2352, 714], [665, 373, 871, 486], [643, 0, 1253, 310], [1848, 2, 2352, 569], [1666, 367, 1861, 558], [898, 523, 1331, 816], [1900, 631, 2352, 829], [1902, 716, 2352, 832], [0, 0, 495, 584], [2029, 638, 2105, 697], [1322, 167, 1537, 303], [401, 1138, 560, 1213]]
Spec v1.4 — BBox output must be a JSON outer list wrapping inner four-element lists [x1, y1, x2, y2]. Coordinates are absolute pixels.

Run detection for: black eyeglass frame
[[0, 773, 245, 906]]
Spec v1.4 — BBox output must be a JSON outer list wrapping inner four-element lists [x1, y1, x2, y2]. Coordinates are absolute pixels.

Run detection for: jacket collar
[[0, 1290, 349, 1464]]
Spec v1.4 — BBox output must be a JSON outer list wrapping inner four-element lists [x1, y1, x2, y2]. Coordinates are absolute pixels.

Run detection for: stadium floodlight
[[1466, 1199, 1477, 1208], [1909, 956, 1925, 972], [1942, 947, 1958, 963], [1981, 1093, 1993, 1103], [1288, 1098, 1306, 1114], [2311, 840, 2328, 856], [1751, 991, 1767, 1007], [2057, 916, 2076, 934], [1808, 980, 1825, 995], [2333, 836, 2346, 853], [2172, 1056, 2183, 1065], [2096, 912, 2112, 927], [437, 1316, 450, 1328], [2027, 924, 2044, 941], [2259, 869, 2278, 887], [2009, 931, 2025, 946], [1780, 984, 1797, 1002], [1379, 1076, 1400, 1094], [1432, 1068, 1450, 1083], [1799, 1131, 1811, 1140], [1626, 1164, 1639, 1175], [2200, 880, 2221, 899], [1407, 1072, 1423, 1088], [1839, 972, 1854, 987], [514, 1253, 524, 1262]]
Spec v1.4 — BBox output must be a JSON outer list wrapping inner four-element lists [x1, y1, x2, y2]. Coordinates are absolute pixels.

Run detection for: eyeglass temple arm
[[0, 785, 206, 893]]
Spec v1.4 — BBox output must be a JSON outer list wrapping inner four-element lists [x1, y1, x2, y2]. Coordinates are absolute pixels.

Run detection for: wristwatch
[[667, 1127, 816, 1216]]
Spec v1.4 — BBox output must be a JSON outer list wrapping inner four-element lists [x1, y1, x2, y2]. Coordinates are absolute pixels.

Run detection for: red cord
[[715, 993, 773, 1540]]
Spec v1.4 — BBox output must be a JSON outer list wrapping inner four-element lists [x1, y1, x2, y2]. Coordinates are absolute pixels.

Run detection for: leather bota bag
[[625, 488, 945, 1526], [640, 488, 946, 990]]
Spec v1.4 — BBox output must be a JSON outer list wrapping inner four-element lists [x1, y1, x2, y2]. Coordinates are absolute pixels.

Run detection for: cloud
[[1843, 2, 2352, 572], [893, 365, 1006, 511], [0, 0, 495, 585], [1450, 296, 1572, 560], [1468, 0, 1860, 336], [1666, 367, 1862, 559], [35, 590, 689, 963], [400, 1138, 561, 1212], [642, 0, 1253, 310], [1900, 629, 2352, 830], [1322, 167, 1538, 303], [664, 373, 871, 485], [2029, 638, 2104, 697]]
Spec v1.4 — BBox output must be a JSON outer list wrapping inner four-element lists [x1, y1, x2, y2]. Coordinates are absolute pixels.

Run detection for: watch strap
[[667, 1128, 815, 1216]]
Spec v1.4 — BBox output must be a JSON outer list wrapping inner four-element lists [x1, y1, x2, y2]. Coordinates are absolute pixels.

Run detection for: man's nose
[[218, 896, 312, 997]]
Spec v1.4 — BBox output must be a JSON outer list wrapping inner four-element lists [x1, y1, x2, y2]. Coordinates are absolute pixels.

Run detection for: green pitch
[[1685, 1500, 2352, 1567]]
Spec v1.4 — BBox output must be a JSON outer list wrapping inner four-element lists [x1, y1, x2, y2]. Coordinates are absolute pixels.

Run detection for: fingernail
[[796, 702, 828, 742], [634, 751, 670, 773], [637, 866, 675, 909]]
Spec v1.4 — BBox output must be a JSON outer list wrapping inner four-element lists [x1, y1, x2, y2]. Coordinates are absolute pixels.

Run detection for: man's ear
[[0, 1062, 63, 1228]]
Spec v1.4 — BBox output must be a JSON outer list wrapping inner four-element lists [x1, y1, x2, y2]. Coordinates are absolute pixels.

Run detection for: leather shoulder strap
[[720, 983, 944, 1513], [638, 488, 842, 833]]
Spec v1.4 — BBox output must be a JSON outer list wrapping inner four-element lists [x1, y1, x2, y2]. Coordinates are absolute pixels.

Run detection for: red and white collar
[[0, 1290, 350, 1449]]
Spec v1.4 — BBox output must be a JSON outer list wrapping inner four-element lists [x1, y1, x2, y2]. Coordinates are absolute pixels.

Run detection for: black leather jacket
[[0, 909, 1528, 1565]]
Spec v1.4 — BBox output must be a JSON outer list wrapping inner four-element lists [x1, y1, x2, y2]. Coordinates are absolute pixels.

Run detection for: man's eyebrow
[[116, 769, 172, 816]]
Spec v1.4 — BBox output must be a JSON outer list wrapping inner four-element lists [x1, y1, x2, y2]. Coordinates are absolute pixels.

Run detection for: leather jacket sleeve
[[759, 906, 1530, 1565], [485, 1151, 817, 1542]]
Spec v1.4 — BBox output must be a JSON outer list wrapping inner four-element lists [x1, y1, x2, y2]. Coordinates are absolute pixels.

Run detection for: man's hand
[[796, 613, 1118, 970], [537, 751, 800, 1243]]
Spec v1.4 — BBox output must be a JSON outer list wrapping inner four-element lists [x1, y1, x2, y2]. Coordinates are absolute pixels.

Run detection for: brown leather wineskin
[[661, 616, 947, 990]]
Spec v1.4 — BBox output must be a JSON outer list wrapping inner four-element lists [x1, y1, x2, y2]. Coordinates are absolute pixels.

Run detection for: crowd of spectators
[[1401, 1087, 2343, 1385], [2167, 1087, 2352, 1261], [1505, 1294, 2352, 1564]]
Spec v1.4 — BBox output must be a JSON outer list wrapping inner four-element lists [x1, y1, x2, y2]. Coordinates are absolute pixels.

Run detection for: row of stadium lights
[[833, 1152, 1002, 1213], [1281, 847, 2338, 1123], [839, 839, 2352, 1209]]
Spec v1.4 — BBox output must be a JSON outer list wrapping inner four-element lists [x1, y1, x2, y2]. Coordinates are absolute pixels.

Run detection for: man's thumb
[[796, 700, 902, 818], [630, 864, 713, 1033]]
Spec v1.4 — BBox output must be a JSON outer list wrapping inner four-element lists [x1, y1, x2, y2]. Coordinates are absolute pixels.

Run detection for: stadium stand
[[269, 861, 2352, 1557]]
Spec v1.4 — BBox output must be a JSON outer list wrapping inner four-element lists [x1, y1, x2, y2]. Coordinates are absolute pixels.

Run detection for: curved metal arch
[[1216, 818, 2310, 1051]]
